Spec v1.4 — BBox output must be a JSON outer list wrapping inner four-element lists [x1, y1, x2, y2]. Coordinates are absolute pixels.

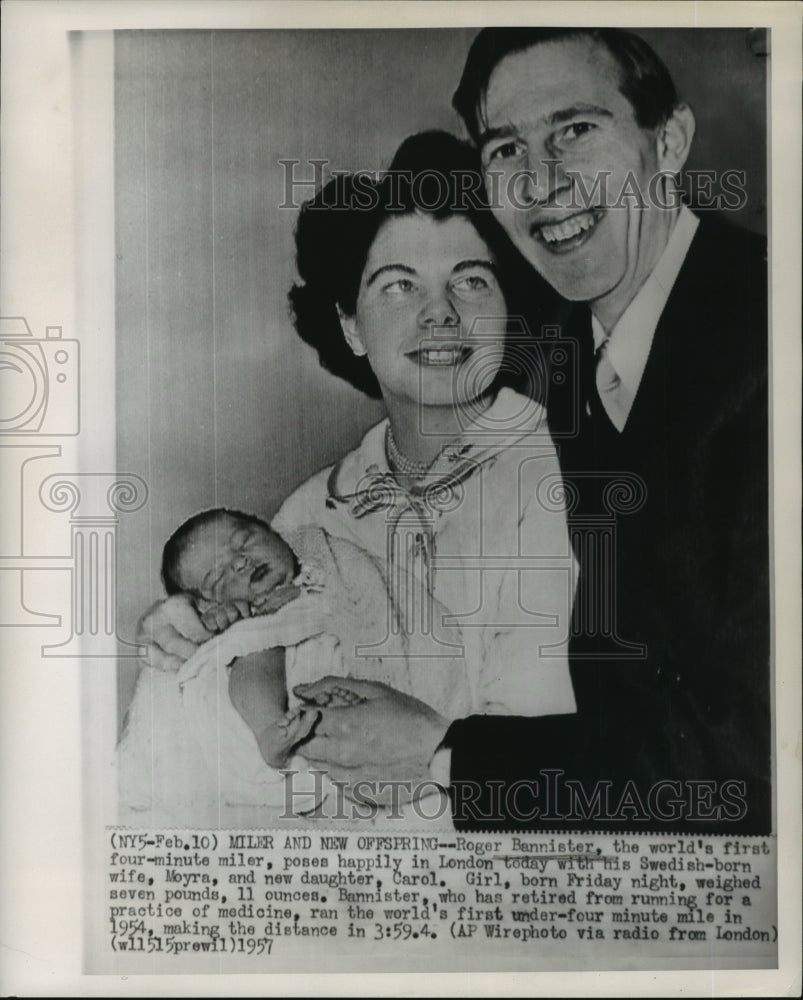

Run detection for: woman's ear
[[656, 103, 696, 173], [336, 305, 367, 357]]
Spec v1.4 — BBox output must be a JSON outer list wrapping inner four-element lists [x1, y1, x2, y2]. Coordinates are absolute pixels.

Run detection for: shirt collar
[[591, 206, 700, 394], [327, 388, 547, 502]]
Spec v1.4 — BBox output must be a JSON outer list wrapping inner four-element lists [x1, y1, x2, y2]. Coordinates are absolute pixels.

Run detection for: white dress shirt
[[591, 205, 700, 430]]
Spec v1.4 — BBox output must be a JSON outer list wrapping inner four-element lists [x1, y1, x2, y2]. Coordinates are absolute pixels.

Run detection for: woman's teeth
[[417, 347, 468, 366], [539, 211, 598, 244]]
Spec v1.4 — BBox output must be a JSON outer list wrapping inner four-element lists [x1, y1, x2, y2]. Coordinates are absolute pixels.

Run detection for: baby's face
[[178, 514, 297, 605]]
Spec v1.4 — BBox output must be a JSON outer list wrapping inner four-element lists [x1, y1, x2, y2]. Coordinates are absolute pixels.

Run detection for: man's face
[[480, 37, 685, 325]]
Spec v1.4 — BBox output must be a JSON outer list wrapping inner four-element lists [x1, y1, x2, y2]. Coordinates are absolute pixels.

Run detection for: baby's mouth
[[250, 564, 270, 584]]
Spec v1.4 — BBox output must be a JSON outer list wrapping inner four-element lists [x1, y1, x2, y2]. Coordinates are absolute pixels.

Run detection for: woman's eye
[[384, 278, 416, 294], [452, 274, 490, 294]]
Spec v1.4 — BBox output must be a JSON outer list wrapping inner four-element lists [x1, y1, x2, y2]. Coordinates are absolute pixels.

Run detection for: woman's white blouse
[[273, 389, 577, 718]]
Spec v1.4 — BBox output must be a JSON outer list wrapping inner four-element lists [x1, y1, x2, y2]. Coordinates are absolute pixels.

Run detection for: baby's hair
[[161, 507, 271, 596]]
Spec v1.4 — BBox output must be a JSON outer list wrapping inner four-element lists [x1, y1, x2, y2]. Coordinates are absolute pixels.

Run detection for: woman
[[274, 131, 577, 795], [134, 131, 577, 819]]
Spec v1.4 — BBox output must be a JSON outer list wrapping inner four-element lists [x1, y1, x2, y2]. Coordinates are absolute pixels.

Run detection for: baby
[[119, 506, 471, 824], [160, 507, 364, 771]]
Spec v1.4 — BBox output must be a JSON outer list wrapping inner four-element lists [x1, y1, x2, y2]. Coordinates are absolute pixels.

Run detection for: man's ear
[[656, 103, 696, 173], [336, 305, 367, 357]]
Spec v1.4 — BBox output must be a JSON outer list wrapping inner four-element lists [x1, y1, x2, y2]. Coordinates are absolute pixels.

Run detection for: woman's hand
[[293, 677, 450, 789], [135, 594, 212, 671]]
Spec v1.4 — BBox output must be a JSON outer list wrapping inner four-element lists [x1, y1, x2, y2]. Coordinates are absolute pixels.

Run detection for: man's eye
[[485, 140, 523, 164], [558, 121, 596, 144]]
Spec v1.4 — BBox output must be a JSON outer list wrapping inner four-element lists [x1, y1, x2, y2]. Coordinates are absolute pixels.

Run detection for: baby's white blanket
[[117, 526, 470, 826]]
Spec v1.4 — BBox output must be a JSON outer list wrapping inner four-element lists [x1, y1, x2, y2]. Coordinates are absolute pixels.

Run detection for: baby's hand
[[195, 598, 250, 634], [250, 582, 301, 617], [256, 708, 320, 770]]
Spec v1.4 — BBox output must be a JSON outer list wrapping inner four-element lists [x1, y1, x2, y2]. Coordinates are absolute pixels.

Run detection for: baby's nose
[[232, 554, 252, 573]]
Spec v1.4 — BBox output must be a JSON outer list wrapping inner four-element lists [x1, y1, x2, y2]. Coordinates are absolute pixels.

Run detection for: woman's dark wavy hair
[[161, 507, 269, 596], [453, 28, 679, 145], [288, 129, 556, 398]]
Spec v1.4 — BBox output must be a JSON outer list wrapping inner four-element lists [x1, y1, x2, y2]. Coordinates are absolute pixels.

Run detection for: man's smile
[[529, 208, 605, 254]]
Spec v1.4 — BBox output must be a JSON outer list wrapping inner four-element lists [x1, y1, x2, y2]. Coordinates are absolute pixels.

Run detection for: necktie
[[595, 340, 634, 432]]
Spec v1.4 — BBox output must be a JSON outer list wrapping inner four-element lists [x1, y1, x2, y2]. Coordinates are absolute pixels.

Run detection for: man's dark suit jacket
[[445, 214, 771, 834]]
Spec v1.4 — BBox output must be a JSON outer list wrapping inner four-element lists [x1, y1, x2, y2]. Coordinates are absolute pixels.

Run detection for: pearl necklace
[[385, 425, 440, 478]]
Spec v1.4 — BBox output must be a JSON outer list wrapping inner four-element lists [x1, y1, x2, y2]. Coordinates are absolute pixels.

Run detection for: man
[[291, 28, 770, 834], [139, 28, 770, 833]]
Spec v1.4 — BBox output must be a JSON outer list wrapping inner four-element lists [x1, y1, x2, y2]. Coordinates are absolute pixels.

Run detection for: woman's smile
[[407, 343, 473, 366]]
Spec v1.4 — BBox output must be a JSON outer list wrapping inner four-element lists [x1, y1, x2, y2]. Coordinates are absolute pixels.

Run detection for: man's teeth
[[539, 212, 597, 244], [418, 348, 466, 365]]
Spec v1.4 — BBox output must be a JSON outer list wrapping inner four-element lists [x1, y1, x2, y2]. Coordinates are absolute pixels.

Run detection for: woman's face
[[340, 212, 508, 412]]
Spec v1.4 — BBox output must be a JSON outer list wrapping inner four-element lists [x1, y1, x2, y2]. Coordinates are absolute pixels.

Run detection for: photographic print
[[1, 1, 800, 995]]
